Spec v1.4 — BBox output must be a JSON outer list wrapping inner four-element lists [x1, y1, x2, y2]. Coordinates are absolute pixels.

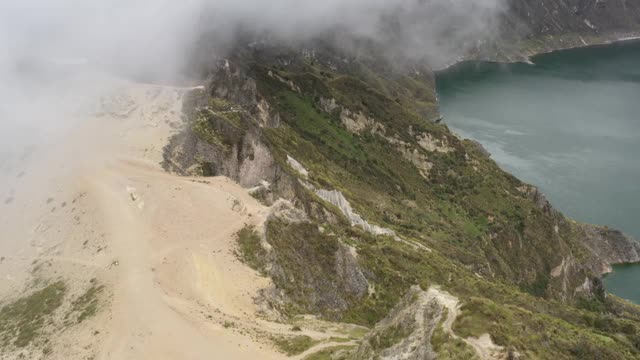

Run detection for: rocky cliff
[[581, 224, 640, 274], [486, 0, 640, 61]]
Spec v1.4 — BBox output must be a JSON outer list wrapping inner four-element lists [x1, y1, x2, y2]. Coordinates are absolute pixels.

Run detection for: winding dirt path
[[1, 77, 292, 359], [430, 287, 505, 360], [0, 74, 371, 360]]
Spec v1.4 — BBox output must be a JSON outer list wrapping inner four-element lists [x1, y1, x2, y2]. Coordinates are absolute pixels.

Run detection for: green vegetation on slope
[[272, 335, 319, 356], [185, 47, 640, 358], [431, 310, 479, 360], [253, 57, 640, 357], [66, 278, 104, 325], [0, 277, 106, 356], [367, 322, 414, 351], [0, 281, 66, 348], [236, 225, 267, 271], [453, 296, 640, 359], [254, 60, 587, 298], [303, 345, 356, 360], [264, 218, 358, 318]]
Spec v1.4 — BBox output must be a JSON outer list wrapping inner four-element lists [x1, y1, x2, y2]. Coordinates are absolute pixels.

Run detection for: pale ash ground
[[0, 76, 501, 360], [0, 78, 299, 360]]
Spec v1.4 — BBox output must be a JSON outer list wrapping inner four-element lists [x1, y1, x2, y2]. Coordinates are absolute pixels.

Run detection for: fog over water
[[437, 40, 640, 303]]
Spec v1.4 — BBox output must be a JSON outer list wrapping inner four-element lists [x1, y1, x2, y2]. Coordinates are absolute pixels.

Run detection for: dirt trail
[[430, 287, 504, 360], [0, 76, 296, 359], [91, 163, 283, 360], [83, 82, 294, 360], [0, 74, 368, 360]]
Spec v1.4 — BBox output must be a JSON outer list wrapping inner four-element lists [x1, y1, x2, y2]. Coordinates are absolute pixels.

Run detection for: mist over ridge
[[1, 0, 507, 81]]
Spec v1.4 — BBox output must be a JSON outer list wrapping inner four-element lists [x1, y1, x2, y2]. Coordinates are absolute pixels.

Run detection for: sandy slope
[[92, 163, 284, 360], [0, 76, 292, 359]]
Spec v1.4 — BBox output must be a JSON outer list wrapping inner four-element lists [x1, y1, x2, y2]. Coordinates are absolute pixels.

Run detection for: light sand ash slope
[[92, 163, 283, 360], [76, 81, 290, 360], [1, 77, 291, 359]]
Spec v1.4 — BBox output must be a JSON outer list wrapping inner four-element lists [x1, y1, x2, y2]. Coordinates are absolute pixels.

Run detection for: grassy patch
[[431, 310, 479, 360], [254, 58, 604, 307], [235, 225, 267, 271], [346, 326, 370, 340], [0, 281, 66, 348], [191, 112, 227, 148], [452, 297, 639, 359], [431, 329, 479, 360], [66, 279, 104, 324], [302, 345, 356, 360], [367, 322, 414, 351], [327, 337, 351, 343], [272, 335, 320, 356]]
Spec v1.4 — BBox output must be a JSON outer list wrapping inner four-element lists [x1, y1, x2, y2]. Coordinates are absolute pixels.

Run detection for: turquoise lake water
[[436, 40, 640, 303]]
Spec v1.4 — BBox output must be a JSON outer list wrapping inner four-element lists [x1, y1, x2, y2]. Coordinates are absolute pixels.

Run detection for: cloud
[[0, 0, 506, 186], [197, 0, 508, 68], [1, 0, 506, 81]]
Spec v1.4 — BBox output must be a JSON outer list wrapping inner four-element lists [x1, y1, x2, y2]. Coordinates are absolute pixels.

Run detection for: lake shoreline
[[436, 34, 640, 73], [436, 39, 640, 304]]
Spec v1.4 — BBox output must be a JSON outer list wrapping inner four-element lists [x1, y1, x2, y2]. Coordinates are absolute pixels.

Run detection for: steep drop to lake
[[437, 40, 640, 303]]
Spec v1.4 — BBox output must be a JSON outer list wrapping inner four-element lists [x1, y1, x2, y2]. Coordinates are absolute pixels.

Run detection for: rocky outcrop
[[242, 198, 372, 320], [264, 217, 370, 319], [354, 286, 506, 360], [518, 185, 561, 218], [315, 189, 396, 237], [518, 183, 640, 280], [163, 107, 296, 201], [286, 155, 308, 179], [334, 244, 370, 302], [514, 183, 640, 300], [267, 198, 309, 224], [163, 71, 297, 204], [353, 286, 444, 360], [580, 224, 640, 274]]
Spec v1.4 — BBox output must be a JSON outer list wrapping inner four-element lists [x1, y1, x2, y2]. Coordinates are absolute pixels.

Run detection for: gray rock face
[[517, 185, 562, 218], [334, 243, 371, 303], [506, 0, 640, 38], [286, 155, 308, 178], [354, 286, 442, 360], [455, 0, 640, 63], [580, 224, 640, 274], [163, 68, 297, 204], [163, 112, 293, 190], [264, 222, 370, 318], [355, 286, 508, 360], [315, 189, 396, 237]]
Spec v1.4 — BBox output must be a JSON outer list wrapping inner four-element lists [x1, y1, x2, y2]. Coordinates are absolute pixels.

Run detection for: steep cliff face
[[508, 0, 640, 36], [488, 0, 640, 61], [164, 36, 640, 357], [580, 224, 640, 274]]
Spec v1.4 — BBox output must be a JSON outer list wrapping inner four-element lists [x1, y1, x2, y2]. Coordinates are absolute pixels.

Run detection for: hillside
[[162, 37, 640, 358], [484, 0, 640, 62], [2, 1, 640, 359]]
